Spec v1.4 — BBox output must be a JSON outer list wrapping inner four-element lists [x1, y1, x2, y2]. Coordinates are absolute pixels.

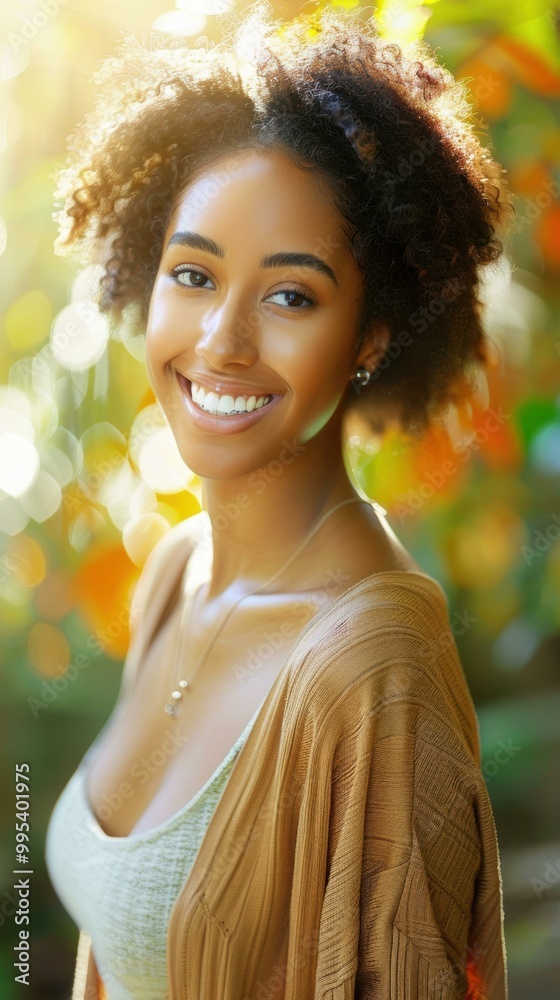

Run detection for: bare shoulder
[[134, 511, 207, 591], [330, 501, 423, 580], [128, 513, 206, 642]]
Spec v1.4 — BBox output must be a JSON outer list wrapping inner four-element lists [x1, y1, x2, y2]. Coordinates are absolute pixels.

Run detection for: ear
[[352, 321, 390, 374]]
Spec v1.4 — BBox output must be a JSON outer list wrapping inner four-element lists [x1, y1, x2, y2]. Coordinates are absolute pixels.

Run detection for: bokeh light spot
[[2, 533, 47, 589], [0, 434, 40, 497], [122, 512, 171, 568], [27, 622, 70, 677], [51, 301, 109, 371]]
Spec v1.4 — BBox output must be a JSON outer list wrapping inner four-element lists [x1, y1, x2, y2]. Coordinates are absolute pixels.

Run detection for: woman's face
[[146, 147, 369, 480]]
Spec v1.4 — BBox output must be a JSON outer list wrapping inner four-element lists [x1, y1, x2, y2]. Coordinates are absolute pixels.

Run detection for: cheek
[[290, 319, 354, 443], [146, 280, 169, 335], [145, 286, 176, 376], [297, 312, 356, 395], [144, 327, 173, 408]]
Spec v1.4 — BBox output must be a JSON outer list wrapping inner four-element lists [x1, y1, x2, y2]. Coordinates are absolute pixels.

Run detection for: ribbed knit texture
[[45, 699, 263, 1000], [53, 511, 508, 1000]]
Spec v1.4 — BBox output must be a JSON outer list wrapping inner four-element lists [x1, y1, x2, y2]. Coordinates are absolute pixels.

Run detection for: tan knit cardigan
[[69, 513, 508, 999]]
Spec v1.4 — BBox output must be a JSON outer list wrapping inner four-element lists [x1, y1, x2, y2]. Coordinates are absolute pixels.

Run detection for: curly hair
[[52, 1, 515, 437]]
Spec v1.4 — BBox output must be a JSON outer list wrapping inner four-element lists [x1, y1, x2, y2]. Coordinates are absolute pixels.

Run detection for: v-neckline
[[80, 507, 448, 843], [79, 694, 267, 843]]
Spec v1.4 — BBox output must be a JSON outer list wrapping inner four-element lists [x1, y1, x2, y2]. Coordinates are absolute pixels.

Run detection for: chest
[[84, 587, 324, 837]]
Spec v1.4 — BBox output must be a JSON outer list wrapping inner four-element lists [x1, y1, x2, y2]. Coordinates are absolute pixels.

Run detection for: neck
[[199, 437, 368, 599]]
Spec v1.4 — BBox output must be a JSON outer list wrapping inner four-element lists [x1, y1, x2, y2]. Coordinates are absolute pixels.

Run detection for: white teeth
[[190, 381, 272, 416], [203, 391, 220, 414], [217, 394, 235, 414]]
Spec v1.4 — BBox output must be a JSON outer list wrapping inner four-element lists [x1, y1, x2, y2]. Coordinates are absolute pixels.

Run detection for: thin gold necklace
[[164, 495, 375, 716]]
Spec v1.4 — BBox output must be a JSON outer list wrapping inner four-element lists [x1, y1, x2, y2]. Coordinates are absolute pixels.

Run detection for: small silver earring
[[353, 367, 371, 386]]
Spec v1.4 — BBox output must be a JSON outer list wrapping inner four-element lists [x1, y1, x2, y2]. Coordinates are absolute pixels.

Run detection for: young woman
[[45, 5, 514, 998]]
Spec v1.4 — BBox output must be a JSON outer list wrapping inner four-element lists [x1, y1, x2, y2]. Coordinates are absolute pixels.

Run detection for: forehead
[[165, 147, 353, 267]]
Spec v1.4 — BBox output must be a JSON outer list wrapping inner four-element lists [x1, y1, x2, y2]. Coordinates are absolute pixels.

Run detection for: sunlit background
[[0, 0, 559, 996]]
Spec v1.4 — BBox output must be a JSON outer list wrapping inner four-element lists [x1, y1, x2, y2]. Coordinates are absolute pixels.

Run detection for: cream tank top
[[44, 699, 264, 999]]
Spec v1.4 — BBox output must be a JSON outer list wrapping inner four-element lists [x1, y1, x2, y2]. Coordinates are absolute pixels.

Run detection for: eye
[[168, 265, 214, 289], [266, 287, 317, 309], [167, 266, 316, 309]]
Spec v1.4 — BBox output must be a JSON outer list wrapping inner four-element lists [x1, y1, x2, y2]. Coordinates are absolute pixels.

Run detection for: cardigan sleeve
[[321, 659, 508, 1000], [360, 734, 507, 999]]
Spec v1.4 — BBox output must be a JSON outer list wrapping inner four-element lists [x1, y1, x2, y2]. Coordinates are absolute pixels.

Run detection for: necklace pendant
[[165, 681, 188, 716]]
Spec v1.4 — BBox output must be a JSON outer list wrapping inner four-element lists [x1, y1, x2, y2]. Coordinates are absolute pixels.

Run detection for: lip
[[175, 371, 283, 434]]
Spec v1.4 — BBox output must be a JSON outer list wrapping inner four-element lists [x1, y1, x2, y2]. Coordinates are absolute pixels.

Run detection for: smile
[[175, 372, 283, 434], [190, 379, 274, 416]]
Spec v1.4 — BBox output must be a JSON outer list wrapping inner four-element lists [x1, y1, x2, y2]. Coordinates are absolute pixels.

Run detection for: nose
[[194, 298, 260, 370]]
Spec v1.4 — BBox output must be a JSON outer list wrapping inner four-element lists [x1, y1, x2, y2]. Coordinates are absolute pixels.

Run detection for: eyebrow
[[166, 230, 338, 286]]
